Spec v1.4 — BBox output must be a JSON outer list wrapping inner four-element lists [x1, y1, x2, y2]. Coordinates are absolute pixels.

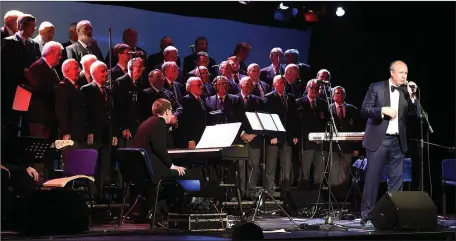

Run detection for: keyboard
[[168, 146, 249, 165], [308, 132, 364, 142]]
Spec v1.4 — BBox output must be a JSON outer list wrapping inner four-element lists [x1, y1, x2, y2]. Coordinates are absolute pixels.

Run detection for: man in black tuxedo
[[25, 41, 63, 140], [108, 43, 131, 82], [183, 37, 217, 76], [112, 58, 145, 147], [237, 77, 264, 199], [233, 42, 251, 75], [263, 75, 300, 194], [284, 49, 311, 82], [177, 77, 208, 149], [61, 22, 78, 49], [55, 59, 87, 148], [65, 20, 103, 63], [260, 47, 285, 87], [185, 51, 215, 80], [219, 61, 240, 95], [147, 36, 181, 73], [81, 60, 119, 198], [296, 79, 329, 189], [360, 61, 419, 226], [153, 46, 185, 84], [247, 63, 270, 99], [329, 86, 361, 195], [1, 14, 41, 125], [193, 66, 215, 99], [134, 98, 200, 222], [205, 76, 244, 125], [78, 54, 98, 87], [1, 10, 22, 39], [105, 28, 147, 66]]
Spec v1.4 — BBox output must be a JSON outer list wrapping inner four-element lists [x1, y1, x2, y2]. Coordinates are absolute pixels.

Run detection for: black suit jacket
[[81, 81, 117, 144], [134, 115, 173, 182], [330, 103, 362, 152], [1, 27, 12, 39], [251, 80, 270, 98], [77, 71, 91, 88], [65, 41, 104, 64], [178, 94, 208, 145], [55, 78, 87, 141], [285, 81, 306, 99], [361, 80, 419, 153], [105, 46, 147, 66], [112, 74, 143, 135], [260, 65, 284, 86], [108, 65, 126, 84], [138, 87, 167, 121], [264, 91, 300, 145], [163, 80, 186, 104], [205, 94, 244, 126], [296, 95, 329, 150], [61, 40, 73, 49], [183, 53, 217, 77], [24, 58, 60, 126]]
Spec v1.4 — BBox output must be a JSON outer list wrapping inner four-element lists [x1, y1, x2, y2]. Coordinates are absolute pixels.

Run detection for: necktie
[[256, 83, 264, 98], [244, 96, 248, 105], [338, 105, 344, 119], [100, 86, 107, 102], [198, 97, 205, 110], [311, 100, 316, 109], [219, 97, 224, 110], [86, 45, 92, 54], [281, 94, 288, 109]]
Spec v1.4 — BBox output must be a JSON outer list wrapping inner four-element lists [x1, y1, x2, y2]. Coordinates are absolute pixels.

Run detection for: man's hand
[[188, 140, 196, 149], [87, 134, 94, 145], [270, 138, 278, 145], [293, 138, 299, 145], [63, 134, 71, 140], [26, 167, 39, 182], [112, 137, 118, 146], [381, 107, 397, 119], [171, 164, 186, 176], [122, 129, 132, 139]]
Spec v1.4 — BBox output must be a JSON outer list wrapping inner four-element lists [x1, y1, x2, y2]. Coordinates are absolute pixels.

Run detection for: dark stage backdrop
[[0, 1, 312, 68]]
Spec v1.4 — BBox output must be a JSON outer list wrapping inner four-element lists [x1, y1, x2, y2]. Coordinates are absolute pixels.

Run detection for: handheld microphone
[[316, 79, 330, 85], [212, 65, 219, 68], [188, 45, 195, 48]]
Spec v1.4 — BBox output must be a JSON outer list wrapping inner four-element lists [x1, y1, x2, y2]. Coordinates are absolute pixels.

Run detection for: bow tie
[[391, 85, 402, 92]]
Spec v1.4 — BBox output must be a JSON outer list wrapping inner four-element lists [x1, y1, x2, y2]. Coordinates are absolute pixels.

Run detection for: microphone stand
[[105, 26, 115, 202]]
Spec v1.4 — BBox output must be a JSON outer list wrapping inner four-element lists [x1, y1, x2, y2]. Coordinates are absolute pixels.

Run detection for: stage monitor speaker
[[12, 189, 90, 235], [371, 191, 437, 231]]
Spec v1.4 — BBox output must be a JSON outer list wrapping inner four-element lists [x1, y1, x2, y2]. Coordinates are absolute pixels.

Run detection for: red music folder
[[12, 85, 31, 111]]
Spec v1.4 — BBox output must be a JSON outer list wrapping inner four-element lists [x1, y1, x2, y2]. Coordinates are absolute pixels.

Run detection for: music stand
[[15, 137, 56, 178], [244, 112, 294, 223]]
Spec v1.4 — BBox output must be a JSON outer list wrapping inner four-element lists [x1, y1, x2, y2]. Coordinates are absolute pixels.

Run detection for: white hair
[[4, 10, 23, 21], [273, 75, 285, 84], [61, 59, 79, 78], [90, 60, 107, 79], [38, 21, 54, 31], [317, 69, 331, 77], [41, 41, 63, 57], [186, 76, 202, 91], [247, 63, 260, 73], [80, 54, 97, 70], [163, 46, 178, 56], [285, 64, 299, 74], [76, 20, 91, 32], [269, 47, 283, 56], [218, 61, 230, 71], [194, 66, 208, 78], [161, 61, 177, 73]]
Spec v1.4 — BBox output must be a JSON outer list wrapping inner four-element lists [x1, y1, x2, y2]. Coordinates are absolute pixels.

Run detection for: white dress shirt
[[386, 79, 400, 135]]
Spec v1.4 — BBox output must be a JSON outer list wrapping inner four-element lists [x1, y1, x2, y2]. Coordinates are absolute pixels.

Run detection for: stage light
[[238, 1, 248, 5], [291, 8, 298, 17], [279, 2, 289, 10], [336, 7, 345, 17]]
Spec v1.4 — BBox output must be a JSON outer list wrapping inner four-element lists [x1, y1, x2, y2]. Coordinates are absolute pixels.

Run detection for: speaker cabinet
[[371, 191, 437, 231]]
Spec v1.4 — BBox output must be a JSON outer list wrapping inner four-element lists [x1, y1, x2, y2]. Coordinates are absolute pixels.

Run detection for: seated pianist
[[133, 98, 201, 224]]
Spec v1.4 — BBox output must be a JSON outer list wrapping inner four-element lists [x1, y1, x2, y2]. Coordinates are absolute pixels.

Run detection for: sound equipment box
[[12, 189, 90, 235], [371, 191, 438, 231]]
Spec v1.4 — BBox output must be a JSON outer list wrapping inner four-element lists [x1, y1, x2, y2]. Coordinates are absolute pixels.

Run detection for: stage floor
[[2, 215, 456, 240]]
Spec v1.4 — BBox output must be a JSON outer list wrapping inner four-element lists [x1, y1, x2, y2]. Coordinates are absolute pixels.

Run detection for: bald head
[[389, 60, 408, 86], [273, 75, 286, 94], [239, 76, 254, 95]]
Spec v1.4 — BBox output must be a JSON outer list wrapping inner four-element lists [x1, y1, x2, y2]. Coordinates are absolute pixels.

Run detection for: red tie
[[338, 105, 344, 119]]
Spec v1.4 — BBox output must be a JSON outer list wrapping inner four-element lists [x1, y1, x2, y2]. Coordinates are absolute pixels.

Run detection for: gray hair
[[4, 10, 23, 21], [41, 41, 63, 57], [76, 20, 91, 32], [61, 59, 79, 78], [38, 21, 53, 31], [247, 63, 260, 73], [161, 61, 177, 73], [194, 66, 208, 78], [80, 54, 98, 70], [316, 69, 331, 80], [163, 46, 178, 56], [273, 75, 285, 84], [284, 49, 299, 57], [285, 64, 299, 74], [186, 76, 202, 92], [269, 47, 283, 56], [90, 60, 107, 79], [219, 61, 230, 71]]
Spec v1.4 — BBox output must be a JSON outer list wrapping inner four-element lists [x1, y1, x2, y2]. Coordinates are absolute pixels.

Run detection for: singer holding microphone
[[360, 60, 420, 227]]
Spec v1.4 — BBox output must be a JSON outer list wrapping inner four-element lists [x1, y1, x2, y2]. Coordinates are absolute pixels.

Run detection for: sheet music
[[257, 113, 277, 131], [245, 112, 263, 130], [196, 122, 242, 149], [271, 114, 286, 132]]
